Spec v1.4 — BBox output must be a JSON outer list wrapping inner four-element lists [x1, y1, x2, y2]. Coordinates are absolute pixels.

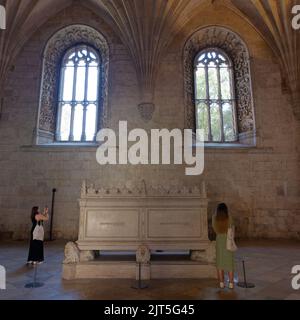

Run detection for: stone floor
[[0, 240, 299, 300]]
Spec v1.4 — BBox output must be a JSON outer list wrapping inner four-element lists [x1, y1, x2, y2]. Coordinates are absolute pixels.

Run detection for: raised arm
[[35, 207, 49, 221]]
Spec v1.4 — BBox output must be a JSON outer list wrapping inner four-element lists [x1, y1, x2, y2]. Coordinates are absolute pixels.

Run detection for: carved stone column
[[136, 245, 151, 280]]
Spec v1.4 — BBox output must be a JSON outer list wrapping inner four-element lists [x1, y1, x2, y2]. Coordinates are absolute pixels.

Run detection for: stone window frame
[[183, 26, 256, 146], [36, 24, 109, 145], [194, 47, 238, 143], [56, 44, 101, 142]]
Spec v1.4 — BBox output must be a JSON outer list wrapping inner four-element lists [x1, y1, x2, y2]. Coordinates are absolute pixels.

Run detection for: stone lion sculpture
[[63, 242, 80, 264]]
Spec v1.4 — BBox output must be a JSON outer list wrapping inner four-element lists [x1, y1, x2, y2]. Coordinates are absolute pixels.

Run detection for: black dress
[[27, 214, 44, 262]]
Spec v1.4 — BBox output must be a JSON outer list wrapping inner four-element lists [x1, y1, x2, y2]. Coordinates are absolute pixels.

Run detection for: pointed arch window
[[194, 49, 237, 142], [56, 44, 100, 142]]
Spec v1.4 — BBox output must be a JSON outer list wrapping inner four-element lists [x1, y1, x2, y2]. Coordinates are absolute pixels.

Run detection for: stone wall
[[0, 3, 299, 240]]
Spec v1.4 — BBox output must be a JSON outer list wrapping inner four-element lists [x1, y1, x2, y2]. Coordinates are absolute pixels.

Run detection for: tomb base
[[62, 253, 216, 280]]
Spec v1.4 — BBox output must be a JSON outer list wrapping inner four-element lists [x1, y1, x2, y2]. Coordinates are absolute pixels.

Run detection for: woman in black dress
[[27, 206, 49, 265]]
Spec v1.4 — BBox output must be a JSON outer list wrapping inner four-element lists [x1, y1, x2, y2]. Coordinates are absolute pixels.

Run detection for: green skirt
[[215, 234, 234, 272]]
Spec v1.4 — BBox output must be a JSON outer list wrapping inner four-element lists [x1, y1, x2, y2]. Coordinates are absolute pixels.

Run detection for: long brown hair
[[31, 206, 39, 222], [214, 203, 229, 234]]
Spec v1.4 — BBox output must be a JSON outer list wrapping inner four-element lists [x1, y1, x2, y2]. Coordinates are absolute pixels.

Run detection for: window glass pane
[[58, 45, 100, 142], [89, 60, 98, 67], [62, 67, 74, 101], [197, 53, 206, 67], [220, 67, 231, 100], [90, 51, 96, 60], [196, 102, 209, 141], [75, 60, 86, 101], [223, 103, 236, 141], [87, 66, 99, 101], [208, 67, 218, 99], [60, 104, 71, 141], [208, 61, 216, 68], [210, 103, 221, 141], [81, 48, 87, 56], [194, 49, 238, 143], [68, 52, 76, 60], [218, 53, 228, 67], [195, 67, 206, 100], [86, 104, 97, 141], [73, 104, 83, 141]]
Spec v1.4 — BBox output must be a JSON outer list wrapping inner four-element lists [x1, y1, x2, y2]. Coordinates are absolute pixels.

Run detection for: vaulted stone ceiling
[[0, 0, 73, 92], [0, 0, 299, 118], [92, 0, 208, 103], [231, 0, 300, 118]]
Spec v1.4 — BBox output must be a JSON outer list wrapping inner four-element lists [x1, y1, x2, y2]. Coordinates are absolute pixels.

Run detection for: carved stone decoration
[[190, 250, 205, 262], [232, 1, 300, 121], [63, 242, 80, 264], [87, 184, 96, 195], [80, 250, 95, 262], [80, 180, 206, 198], [190, 241, 216, 264], [183, 26, 255, 134], [81, 180, 87, 198], [98, 0, 199, 110], [37, 24, 110, 141], [137, 102, 155, 122], [136, 245, 151, 264]]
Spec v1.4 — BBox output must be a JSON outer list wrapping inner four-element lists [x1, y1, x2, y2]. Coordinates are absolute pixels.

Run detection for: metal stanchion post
[[25, 264, 44, 288], [237, 259, 255, 288], [131, 262, 148, 289], [49, 188, 57, 241]]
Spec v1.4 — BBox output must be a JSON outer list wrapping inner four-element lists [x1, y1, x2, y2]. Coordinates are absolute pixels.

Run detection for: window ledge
[[40, 142, 98, 147], [20, 143, 99, 152], [201, 143, 273, 154], [191, 142, 255, 149], [204, 143, 253, 149]]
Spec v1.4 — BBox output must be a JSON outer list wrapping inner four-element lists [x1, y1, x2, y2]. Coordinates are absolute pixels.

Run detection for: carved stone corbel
[[138, 102, 155, 122]]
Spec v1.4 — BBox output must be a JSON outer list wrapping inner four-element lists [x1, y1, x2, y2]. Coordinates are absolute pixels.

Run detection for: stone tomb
[[62, 181, 216, 280]]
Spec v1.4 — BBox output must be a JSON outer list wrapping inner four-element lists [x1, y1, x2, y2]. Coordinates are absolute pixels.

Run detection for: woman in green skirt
[[212, 203, 235, 289]]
